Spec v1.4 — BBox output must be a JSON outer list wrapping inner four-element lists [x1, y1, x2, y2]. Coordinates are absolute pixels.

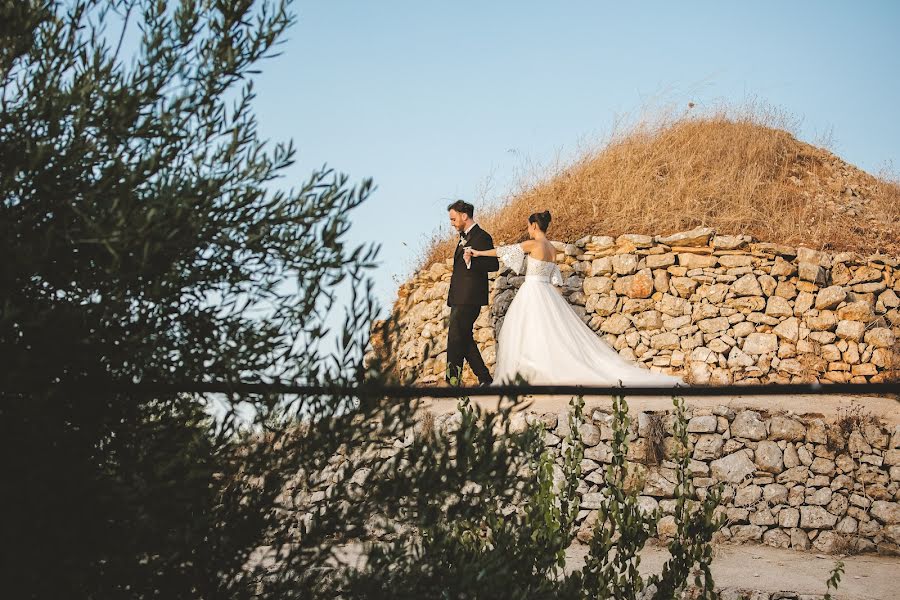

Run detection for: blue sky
[[250, 1, 900, 318]]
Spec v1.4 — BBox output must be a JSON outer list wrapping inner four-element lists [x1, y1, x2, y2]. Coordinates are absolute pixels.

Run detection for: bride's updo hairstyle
[[528, 210, 552, 232]]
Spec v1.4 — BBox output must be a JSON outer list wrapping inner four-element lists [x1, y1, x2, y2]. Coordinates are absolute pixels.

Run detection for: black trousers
[[446, 305, 491, 385]]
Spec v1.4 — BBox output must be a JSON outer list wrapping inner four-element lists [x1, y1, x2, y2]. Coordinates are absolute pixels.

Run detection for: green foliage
[[647, 396, 724, 600], [311, 394, 729, 600], [824, 560, 844, 600], [313, 396, 583, 600], [572, 395, 725, 600], [577, 395, 660, 600], [1, 1, 381, 597]]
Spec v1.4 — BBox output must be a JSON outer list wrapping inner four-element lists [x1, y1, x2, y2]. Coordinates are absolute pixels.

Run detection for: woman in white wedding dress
[[466, 211, 683, 387]]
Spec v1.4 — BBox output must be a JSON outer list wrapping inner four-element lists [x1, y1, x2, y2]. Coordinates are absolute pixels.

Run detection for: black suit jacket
[[447, 224, 500, 306]]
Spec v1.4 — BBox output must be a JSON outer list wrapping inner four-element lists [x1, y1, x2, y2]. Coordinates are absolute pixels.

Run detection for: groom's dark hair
[[447, 199, 474, 218]]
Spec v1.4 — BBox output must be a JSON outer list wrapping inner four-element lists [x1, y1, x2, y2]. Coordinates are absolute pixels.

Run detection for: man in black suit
[[445, 200, 500, 386]]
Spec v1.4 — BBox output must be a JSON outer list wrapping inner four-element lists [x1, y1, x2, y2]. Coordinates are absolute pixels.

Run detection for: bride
[[465, 211, 682, 387]]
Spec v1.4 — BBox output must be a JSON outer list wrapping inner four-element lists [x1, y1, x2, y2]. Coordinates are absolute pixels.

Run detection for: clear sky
[[250, 1, 900, 317]]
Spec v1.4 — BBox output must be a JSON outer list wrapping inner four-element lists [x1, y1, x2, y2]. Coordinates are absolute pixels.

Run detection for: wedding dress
[[492, 244, 683, 387]]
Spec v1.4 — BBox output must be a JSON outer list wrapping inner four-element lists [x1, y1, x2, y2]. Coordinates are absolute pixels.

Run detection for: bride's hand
[[464, 247, 478, 259]]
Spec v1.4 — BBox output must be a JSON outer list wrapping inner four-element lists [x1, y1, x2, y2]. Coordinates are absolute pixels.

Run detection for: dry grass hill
[[422, 107, 900, 268]]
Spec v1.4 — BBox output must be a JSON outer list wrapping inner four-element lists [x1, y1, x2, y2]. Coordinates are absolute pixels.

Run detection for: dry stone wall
[[294, 404, 900, 556], [386, 227, 899, 385]]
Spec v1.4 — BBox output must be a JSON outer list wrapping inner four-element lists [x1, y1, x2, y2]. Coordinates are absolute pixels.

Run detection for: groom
[[445, 200, 499, 386]]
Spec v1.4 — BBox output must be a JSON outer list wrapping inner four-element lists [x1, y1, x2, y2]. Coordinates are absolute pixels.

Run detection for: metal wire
[[4, 381, 898, 398]]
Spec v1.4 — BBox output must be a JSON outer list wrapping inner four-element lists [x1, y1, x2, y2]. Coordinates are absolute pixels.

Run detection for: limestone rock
[[837, 300, 875, 322], [798, 262, 827, 285], [658, 226, 714, 247], [580, 492, 606, 510], [719, 254, 755, 268], [779, 507, 800, 528], [637, 495, 659, 516], [763, 483, 789, 505], [617, 234, 653, 248], [711, 450, 756, 483], [799, 506, 838, 529], [769, 416, 806, 441], [752, 242, 796, 257], [772, 317, 800, 342], [612, 253, 638, 275], [732, 411, 767, 440], [657, 515, 677, 538], [614, 273, 654, 299], [765, 296, 793, 317], [771, 256, 797, 277], [646, 253, 676, 268], [698, 316, 730, 334], [849, 265, 883, 284], [590, 257, 613, 276], [754, 441, 784, 473], [805, 487, 832, 506], [794, 291, 815, 314], [835, 320, 865, 341], [670, 276, 698, 298], [779, 465, 809, 486], [600, 314, 631, 335], [814, 286, 847, 310], [810, 457, 835, 476], [650, 332, 680, 350], [807, 311, 838, 331], [743, 333, 777, 355], [643, 470, 676, 498], [594, 296, 619, 316], [879, 289, 900, 309], [864, 327, 895, 349], [730, 524, 763, 542], [579, 423, 602, 446], [584, 276, 614, 295], [790, 527, 810, 550], [762, 528, 791, 549], [733, 274, 763, 297], [871, 500, 900, 524], [687, 415, 718, 433], [712, 235, 747, 250], [734, 484, 762, 506], [633, 310, 663, 330], [783, 444, 800, 468], [812, 531, 843, 554], [797, 246, 831, 267], [728, 346, 756, 369], [693, 434, 725, 460], [584, 443, 613, 463], [678, 253, 717, 269], [749, 508, 776, 527]]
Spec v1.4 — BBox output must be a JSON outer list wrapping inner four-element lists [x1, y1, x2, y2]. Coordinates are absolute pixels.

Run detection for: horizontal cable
[[2, 381, 898, 398]]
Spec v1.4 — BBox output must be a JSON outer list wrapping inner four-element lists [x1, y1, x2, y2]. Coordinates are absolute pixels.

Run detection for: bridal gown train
[[492, 244, 683, 387]]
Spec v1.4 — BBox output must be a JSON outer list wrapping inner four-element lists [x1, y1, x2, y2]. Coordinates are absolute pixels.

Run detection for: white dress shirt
[[462, 222, 476, 268]]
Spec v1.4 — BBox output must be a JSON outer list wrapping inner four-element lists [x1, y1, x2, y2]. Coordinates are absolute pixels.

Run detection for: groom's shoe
[[478, 377, 493, 387]]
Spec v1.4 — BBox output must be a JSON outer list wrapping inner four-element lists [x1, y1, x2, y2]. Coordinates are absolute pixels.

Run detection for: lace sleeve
[[551, 264, 564, 286], [496, 244, 526, 274]]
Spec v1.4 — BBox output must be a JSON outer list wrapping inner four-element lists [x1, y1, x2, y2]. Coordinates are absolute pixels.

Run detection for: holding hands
[[461, 245, 497, 270]]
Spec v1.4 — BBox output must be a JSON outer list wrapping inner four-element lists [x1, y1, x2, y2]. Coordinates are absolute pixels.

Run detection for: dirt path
[[419, 393, 900, 424], [564, 543, 899, 600], [320, 541, 898, 599]]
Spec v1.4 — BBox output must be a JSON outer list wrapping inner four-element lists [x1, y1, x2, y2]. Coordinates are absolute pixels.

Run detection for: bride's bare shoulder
[[519, 240, 538, 253], [520, 240, 557, 262], [544, 240, 557, 257]]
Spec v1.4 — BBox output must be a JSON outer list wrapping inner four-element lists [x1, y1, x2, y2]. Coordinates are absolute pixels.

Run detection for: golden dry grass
[[421, 105, 900, 268]]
